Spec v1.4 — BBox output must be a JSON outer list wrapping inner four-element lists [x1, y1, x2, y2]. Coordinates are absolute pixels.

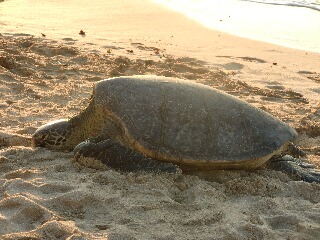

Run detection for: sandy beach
[[1, 0, 320, 239]]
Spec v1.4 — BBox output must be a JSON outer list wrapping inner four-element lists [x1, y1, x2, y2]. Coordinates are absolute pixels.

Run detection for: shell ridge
[[93, 76, 297, 167]]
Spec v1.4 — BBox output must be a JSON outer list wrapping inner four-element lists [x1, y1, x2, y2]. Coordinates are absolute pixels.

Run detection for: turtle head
[[32, 119, 72, 151]]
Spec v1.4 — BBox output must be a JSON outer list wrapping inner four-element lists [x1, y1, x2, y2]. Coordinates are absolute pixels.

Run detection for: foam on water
[[154, 0, 320, 53], [241, 0, 320, 12]]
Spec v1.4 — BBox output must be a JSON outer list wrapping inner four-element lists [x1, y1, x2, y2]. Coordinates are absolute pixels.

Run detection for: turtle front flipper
[[73, 139, 181, 174], [266, 155, 320, 183]]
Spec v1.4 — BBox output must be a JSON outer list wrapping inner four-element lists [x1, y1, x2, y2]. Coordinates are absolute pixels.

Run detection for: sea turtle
[[32, 75, 319, 182]]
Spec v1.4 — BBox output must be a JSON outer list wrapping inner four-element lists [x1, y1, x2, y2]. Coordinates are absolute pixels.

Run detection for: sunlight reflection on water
[[153, 0, 320, 53]]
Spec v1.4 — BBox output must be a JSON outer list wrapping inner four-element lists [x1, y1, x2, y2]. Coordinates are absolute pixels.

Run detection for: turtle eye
[[41, 134, 50, 141]]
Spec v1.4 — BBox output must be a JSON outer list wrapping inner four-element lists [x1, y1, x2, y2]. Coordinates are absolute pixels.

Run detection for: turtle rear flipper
[[267, 156, 320, 183], [73, 139, 181, 174]]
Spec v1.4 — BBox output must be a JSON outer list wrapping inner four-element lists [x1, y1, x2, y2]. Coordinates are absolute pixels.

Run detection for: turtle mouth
[[31, 138, 37, 148], [31, 136, 46, 148]]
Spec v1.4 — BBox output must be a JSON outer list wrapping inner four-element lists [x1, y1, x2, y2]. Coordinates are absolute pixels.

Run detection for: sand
[[154, 0, 320, 53], [1, 0, 320, 239]]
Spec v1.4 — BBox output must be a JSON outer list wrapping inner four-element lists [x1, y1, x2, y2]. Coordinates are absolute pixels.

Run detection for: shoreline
[[1, 0, 320, 54], [153, 0, 320, 54]]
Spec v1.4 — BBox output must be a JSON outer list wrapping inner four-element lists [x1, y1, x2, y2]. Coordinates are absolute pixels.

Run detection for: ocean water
[[242, 0, 320, 11], [153, 0, 320, 53]]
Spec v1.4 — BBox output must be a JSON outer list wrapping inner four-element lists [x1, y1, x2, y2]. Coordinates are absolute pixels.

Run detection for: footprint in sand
[[131, 42, 161, 53], [216, 55, 267, 63], [0, 167, 84, 237], [0, 194, 55, 235], [215, 55, 266, 70], [221, 62, 244, 70], [298, 70, 320, 83]]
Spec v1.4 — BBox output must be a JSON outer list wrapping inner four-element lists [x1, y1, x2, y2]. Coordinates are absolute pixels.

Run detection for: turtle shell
[[92, 75, 297, 168]]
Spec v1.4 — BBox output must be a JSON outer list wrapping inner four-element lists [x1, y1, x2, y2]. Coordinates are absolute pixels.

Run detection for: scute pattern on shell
[[89, 75, 297, 166]]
